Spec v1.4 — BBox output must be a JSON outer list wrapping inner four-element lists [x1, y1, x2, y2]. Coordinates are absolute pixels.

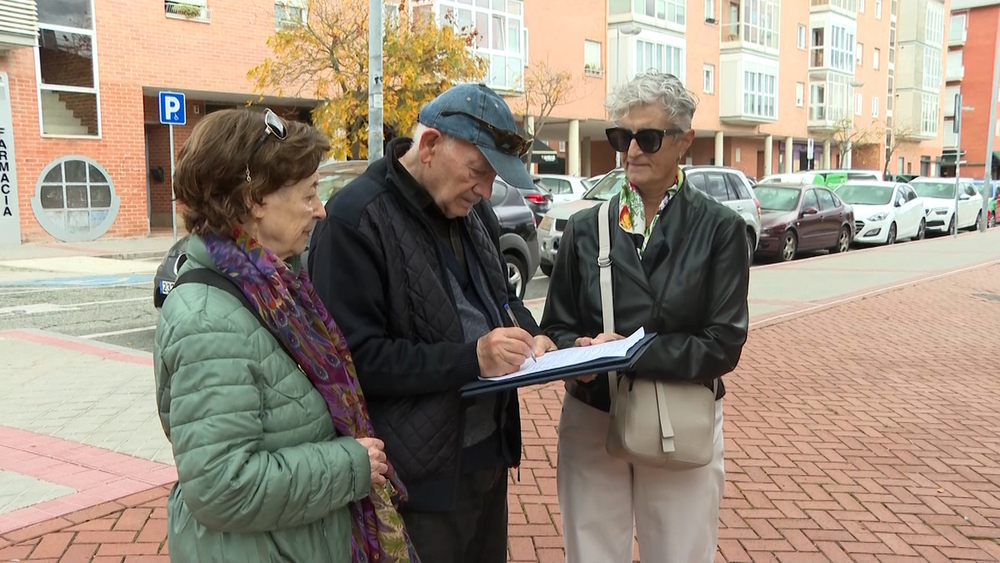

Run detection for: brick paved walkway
[[2, 264, 999, 562]]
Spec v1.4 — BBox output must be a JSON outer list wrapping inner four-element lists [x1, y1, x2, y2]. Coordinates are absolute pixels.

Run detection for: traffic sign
[[158, 91, 186, 125]]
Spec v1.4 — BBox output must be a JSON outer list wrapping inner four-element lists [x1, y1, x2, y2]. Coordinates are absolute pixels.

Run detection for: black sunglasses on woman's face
[[605, 127, 685, 154]]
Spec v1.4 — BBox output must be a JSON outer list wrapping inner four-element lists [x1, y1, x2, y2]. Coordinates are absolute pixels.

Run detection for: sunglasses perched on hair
[[441, 110, 532, 157], [245, 108, 288, 187], [248, 108, 288, 162], [606, 127, 685, 154]]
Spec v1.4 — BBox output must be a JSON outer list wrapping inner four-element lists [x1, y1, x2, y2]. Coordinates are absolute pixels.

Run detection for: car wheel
[[779, 231, 797, 262], [745, 230, 756, 264], [831, 227, 850, 253], [505, 253, 528, 299], [915, 219, 926, 240], [886, 222, 897, 245], [540, 262, 553, 277], [948, 215, 957, 235], [971, 210, 983, 231], [990, 214, 997, 228]]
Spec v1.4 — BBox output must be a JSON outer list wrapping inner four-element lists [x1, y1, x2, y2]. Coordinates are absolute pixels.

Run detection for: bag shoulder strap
[[172, 267, 295, 361], [597, 200, 618, 401]]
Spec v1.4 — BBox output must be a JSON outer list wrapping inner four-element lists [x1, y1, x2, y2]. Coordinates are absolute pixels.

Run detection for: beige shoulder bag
[[598, 200, 717, 468]]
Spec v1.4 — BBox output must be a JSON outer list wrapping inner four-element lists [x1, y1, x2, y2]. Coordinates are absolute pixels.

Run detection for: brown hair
[[173, 108, 331, 236]]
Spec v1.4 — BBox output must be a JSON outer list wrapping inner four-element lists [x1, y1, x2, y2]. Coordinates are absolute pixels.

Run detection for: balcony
[[0, 0, 38, 53], [946, 65, 964, 82], [810, 0, 858, 17], [718, 54, 779, 125], [719, 0, 780, 56], [807, 72, 853, 132]]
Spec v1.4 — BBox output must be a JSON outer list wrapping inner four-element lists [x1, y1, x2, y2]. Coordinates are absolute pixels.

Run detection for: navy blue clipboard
[[459, 333, 657, 398]]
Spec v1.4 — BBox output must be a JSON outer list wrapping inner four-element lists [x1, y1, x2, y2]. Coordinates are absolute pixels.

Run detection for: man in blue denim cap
[[309, 83, 557, 562]]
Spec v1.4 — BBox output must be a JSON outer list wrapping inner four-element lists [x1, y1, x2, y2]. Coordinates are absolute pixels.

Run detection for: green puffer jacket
[[153, 235, 371, 562]]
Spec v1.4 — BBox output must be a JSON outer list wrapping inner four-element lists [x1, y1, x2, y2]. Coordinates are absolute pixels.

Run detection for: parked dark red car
[[753, 183, 855, 262]]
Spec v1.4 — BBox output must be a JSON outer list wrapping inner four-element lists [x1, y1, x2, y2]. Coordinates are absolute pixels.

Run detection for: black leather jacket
[[540, 183, 750, 412]]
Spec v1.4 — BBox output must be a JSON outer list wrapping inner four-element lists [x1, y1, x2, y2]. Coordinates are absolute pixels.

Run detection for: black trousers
[[401, 466, 508, 563]]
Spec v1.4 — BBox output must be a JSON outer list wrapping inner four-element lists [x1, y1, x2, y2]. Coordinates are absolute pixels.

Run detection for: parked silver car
[[537, 166, 761, 276]]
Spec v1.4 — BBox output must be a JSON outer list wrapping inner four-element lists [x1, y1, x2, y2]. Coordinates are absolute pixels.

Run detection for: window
[[636, 39, 684, 79], [165, 0, 208, 20], [925, 2, 944, 47], [923, 45, 942, 90], [802, 189, 819, 210], [855, 92, 863, 115], [830, 24, 856, 72], [36, 0, 100, 137], [871, 96, 879, 117], [30, 156, 119, 241], [796, 82, 804, 106], [856, 42, 863, 66], [875, 0, 882, 19], [635, 0, 685, 26], [584, 40, 602, 73], [543, 178, 573, 195], [810, 27, 824, 67], [274, 1, 306, 28], [740, 0, 780, 50], [797, 24, 806, 49], [441, 0, 526, 91], [703, 64, 715, 94], [743, 63, 777, 119], [705, 0, 715, 21], [859, 0, 865, 12], [704, 173, 732, 200], [809, 72, 851, 122], [816, 188, 836, 211], [950, 13, 967, 44], [921, 92, 939, 135], [873, 47, 880, 69]]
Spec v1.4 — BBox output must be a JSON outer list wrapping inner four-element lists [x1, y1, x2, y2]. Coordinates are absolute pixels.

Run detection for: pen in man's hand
[[503, 302, 537, 362]]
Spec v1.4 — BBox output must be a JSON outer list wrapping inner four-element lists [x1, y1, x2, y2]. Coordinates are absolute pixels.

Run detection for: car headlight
[[932, 207, 949, 215], [867, 212, 888, 222]]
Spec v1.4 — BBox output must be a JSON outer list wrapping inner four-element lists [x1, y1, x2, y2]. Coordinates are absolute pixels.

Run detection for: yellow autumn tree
[[249, 0, 487, 160]]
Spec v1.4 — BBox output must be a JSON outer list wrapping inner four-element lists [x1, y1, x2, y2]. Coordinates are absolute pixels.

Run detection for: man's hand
[[533, 335, 558, 357], [573, 332, 625, 383], [477, 327, 536, 377], [357, 437, 388, 488]]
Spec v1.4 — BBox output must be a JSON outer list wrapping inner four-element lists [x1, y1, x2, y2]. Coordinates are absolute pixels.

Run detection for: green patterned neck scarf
[[617, 167, 684, 256]]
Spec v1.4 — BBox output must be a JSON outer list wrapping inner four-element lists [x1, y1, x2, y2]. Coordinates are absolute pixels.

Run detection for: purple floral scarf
[[203, 228, 418, 563]]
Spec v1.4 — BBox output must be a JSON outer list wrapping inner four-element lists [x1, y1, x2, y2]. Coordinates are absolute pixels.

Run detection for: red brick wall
[[0, 0, 307, 242]]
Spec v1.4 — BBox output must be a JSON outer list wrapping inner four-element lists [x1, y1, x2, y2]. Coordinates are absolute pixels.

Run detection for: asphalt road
[[0, 271, 555, 354]]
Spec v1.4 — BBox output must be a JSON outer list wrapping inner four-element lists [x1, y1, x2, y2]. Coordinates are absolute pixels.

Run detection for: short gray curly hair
[[605, 70, 698, 131]]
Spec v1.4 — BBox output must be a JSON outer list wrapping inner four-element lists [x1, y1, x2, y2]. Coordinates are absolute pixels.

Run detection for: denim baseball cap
[[418, 83, 534, 190]]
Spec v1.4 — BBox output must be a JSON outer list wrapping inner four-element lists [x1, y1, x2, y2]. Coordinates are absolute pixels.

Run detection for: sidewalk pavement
[[1, 230, 999, 562], [0, 235, 176, 287]]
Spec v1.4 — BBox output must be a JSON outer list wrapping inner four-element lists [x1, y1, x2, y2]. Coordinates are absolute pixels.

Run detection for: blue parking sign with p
[[158, 91, 186, 125]]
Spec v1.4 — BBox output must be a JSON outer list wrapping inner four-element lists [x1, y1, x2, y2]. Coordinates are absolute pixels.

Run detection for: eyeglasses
[[441, 110, 531, 157], [245, 108, 287, 187], [606, 127, 685, 154]]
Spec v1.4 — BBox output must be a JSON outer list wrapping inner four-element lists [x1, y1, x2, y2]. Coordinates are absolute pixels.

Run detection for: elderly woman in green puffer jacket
[[154, 109, 418, 562]]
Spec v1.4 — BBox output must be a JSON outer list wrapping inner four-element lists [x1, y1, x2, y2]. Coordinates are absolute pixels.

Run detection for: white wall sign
[[0, 72, 21, 246]]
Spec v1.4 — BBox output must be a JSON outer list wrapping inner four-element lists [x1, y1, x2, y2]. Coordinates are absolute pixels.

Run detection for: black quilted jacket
[[308, 139, 537, 511]]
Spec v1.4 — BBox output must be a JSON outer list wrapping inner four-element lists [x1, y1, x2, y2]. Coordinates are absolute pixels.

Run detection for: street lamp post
[[614, 25, 641, 167], [368, 0, 384, 162], [953, 92, 975, 238]]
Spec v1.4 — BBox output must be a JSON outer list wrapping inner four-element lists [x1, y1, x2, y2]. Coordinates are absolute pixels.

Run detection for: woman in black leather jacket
[[540, 70, 750, 563]]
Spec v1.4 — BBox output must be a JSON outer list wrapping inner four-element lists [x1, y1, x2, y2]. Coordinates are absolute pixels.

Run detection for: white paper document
[[483, 327, 647, 382]]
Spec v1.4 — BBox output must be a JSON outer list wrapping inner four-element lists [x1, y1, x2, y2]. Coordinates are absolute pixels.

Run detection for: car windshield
[[583, 169, 626, 200], [753, 185, 801, 211], [836, 184, 893, 205], [910, 182, 956, 199]]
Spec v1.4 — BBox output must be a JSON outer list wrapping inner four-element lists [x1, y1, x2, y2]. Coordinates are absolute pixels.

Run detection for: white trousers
[[557, 393, 725, 563]]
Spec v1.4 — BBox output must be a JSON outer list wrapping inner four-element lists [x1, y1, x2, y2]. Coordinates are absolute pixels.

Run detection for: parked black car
[[154, 160, 541, 306]]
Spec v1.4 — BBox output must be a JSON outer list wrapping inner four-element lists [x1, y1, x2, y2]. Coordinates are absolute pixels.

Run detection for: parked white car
[[535, 174, 590, 206], [537, 166, 761, 276], [834, 181, 926, 244], [908, 177, 984, 234]]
